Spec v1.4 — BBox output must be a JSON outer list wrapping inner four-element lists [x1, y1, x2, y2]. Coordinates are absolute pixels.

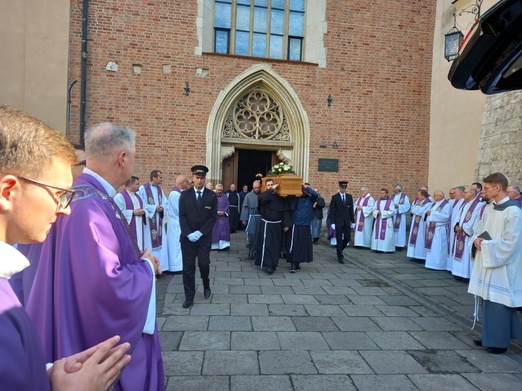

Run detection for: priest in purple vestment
[[26, 122, 164, 390], [0, 106, 131, 390], [212, 184, 231, 250]]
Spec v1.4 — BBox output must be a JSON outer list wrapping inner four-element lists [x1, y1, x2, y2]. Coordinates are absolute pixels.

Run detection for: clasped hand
[[187, 231, 203, 242]]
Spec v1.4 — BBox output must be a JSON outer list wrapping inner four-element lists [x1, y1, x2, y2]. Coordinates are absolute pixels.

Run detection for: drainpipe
[[67, 80, 78, 123], [79, 0, 89, 146]]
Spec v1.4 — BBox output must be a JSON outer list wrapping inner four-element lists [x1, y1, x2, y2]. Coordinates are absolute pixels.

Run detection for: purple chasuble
[[0, 279, 50, 391], [212, 193, 231, 242], [409, 198, 432, 245], [121, 189, 145, 249], [424, 199, 450, 250], [144, 182, 164, 248], [393, 193, 406, 230], [454, 198, 481, 259], [355, 196, 371, 232], [26, 173, 164, 391], [374, 197, 394, 240]]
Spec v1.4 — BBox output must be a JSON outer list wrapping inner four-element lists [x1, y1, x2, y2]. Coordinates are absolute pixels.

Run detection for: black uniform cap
[[191, 165, 209, 176]]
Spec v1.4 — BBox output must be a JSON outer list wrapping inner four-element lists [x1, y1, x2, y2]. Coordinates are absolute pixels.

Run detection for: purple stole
[[374, 197, 393, 240], [454, 198, 481, 259], [424, 199, 449, 250], [393, 192, 406, 230], [171, 186, 181, 193], [121, 190, 144, 246], [144, 182, 163, 248], [355, 195, 371, 232], [409, 198, 431, 245], [479, 203, 488, 219]]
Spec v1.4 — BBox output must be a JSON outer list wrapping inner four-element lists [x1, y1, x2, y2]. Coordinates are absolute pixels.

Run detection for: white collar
[[83, 168, 116, 197], [494, 196, 510, 205], [0, 241, 30, 279]]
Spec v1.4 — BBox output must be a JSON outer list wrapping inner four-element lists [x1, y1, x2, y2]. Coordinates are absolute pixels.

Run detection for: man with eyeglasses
[[507, 184, 522, 206], [468, 172, 522, 354], [0, 106, 132, 390], [27, 122, 165, 389], [11, 143, 88, 307]]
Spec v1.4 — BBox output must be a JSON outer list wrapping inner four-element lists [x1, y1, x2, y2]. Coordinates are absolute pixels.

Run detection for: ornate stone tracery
[[206, 63, 310, 182], [222, 88, 290, 142]]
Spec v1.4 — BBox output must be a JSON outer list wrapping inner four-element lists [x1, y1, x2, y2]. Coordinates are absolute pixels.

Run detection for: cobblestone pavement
[[156, 231, 522, 391]]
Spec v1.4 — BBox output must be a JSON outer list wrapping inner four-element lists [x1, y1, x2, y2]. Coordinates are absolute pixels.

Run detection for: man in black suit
[[179, 165, 217, 308], [329, 181, 355, 263]]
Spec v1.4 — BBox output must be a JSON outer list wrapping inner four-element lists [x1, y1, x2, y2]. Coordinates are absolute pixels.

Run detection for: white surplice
[[407, 201, 432, 260], [447, 198, 465, 271], [468, 198, 522, 307], [450, 199, 483, 279], [392, 193, 410, 248], [166, 190, 183, 272], [114, 191, 153, 251], [353, 195, 375, 248], [370, 199, 396, 252], [138, 183, 169, 271], [424, 200, 451, 270]]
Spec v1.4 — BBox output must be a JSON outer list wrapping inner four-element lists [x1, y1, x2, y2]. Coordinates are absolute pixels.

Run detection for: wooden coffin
[[262, 174, 303, 197]]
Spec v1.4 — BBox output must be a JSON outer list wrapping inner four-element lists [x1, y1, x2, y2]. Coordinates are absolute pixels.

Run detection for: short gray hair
[[455, 186, 465, 193], [394, 184, 403, 191], [85, 123, 135, 158]]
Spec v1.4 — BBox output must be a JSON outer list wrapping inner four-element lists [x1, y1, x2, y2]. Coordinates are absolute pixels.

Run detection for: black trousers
[[181, 240, 211, 300], [335, 225, 351, 259]]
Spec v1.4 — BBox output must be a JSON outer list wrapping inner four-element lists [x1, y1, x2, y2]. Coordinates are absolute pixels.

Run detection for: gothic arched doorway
[[205, 64, 310, 184], [222, 149, 274, 190]]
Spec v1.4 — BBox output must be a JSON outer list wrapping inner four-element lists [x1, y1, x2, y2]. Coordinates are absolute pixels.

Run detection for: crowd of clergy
[[115, 172, 522, 283], [346, 182, 522, 281], [113, 173, 252, 276]]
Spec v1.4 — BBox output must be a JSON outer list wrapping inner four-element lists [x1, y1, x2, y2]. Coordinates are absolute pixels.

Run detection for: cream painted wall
[[0, 0, 70, 133], [429, 0, 490, 193]]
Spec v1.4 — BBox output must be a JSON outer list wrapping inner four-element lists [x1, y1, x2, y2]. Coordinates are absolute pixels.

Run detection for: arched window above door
[[222, 87, 291, 142]]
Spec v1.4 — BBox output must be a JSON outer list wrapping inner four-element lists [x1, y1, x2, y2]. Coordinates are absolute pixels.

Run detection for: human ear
[[0, 175, 19, 212]]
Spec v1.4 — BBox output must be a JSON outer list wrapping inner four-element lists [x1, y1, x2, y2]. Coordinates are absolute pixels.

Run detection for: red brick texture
[[66, 0, 434, 199]]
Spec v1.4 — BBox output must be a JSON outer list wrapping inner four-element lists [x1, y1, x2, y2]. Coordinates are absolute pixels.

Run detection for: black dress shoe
[[473, 339, 483, 347], [267, 268, 274, 274], [338, 256, 345, 264], [182, 300, 193, 308], [204, 288, 211, 298], [487, 347, 507, 354]]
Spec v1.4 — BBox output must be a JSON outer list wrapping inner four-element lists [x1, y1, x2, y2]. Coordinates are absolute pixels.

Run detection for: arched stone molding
[[206, 63, 310, 181]]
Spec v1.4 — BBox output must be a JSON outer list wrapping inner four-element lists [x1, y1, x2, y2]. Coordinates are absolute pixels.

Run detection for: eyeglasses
[[17, 176, 76, 212]]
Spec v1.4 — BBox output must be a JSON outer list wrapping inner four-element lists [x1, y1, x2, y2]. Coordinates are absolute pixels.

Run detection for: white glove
[[330, 224, 335, 230], [187, 232, 199, 242], [193, 231, 203, 240], [351, 223, 355, 229]]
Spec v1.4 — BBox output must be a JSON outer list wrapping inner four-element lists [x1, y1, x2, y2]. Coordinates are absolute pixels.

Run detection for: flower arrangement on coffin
[[267, 162, 296, 176]]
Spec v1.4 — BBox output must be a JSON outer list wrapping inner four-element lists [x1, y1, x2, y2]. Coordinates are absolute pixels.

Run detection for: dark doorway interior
[[237, 149, 273, 190]]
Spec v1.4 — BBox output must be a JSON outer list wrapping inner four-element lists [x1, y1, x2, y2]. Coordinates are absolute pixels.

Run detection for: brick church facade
[[65, 0, 435, 195]]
